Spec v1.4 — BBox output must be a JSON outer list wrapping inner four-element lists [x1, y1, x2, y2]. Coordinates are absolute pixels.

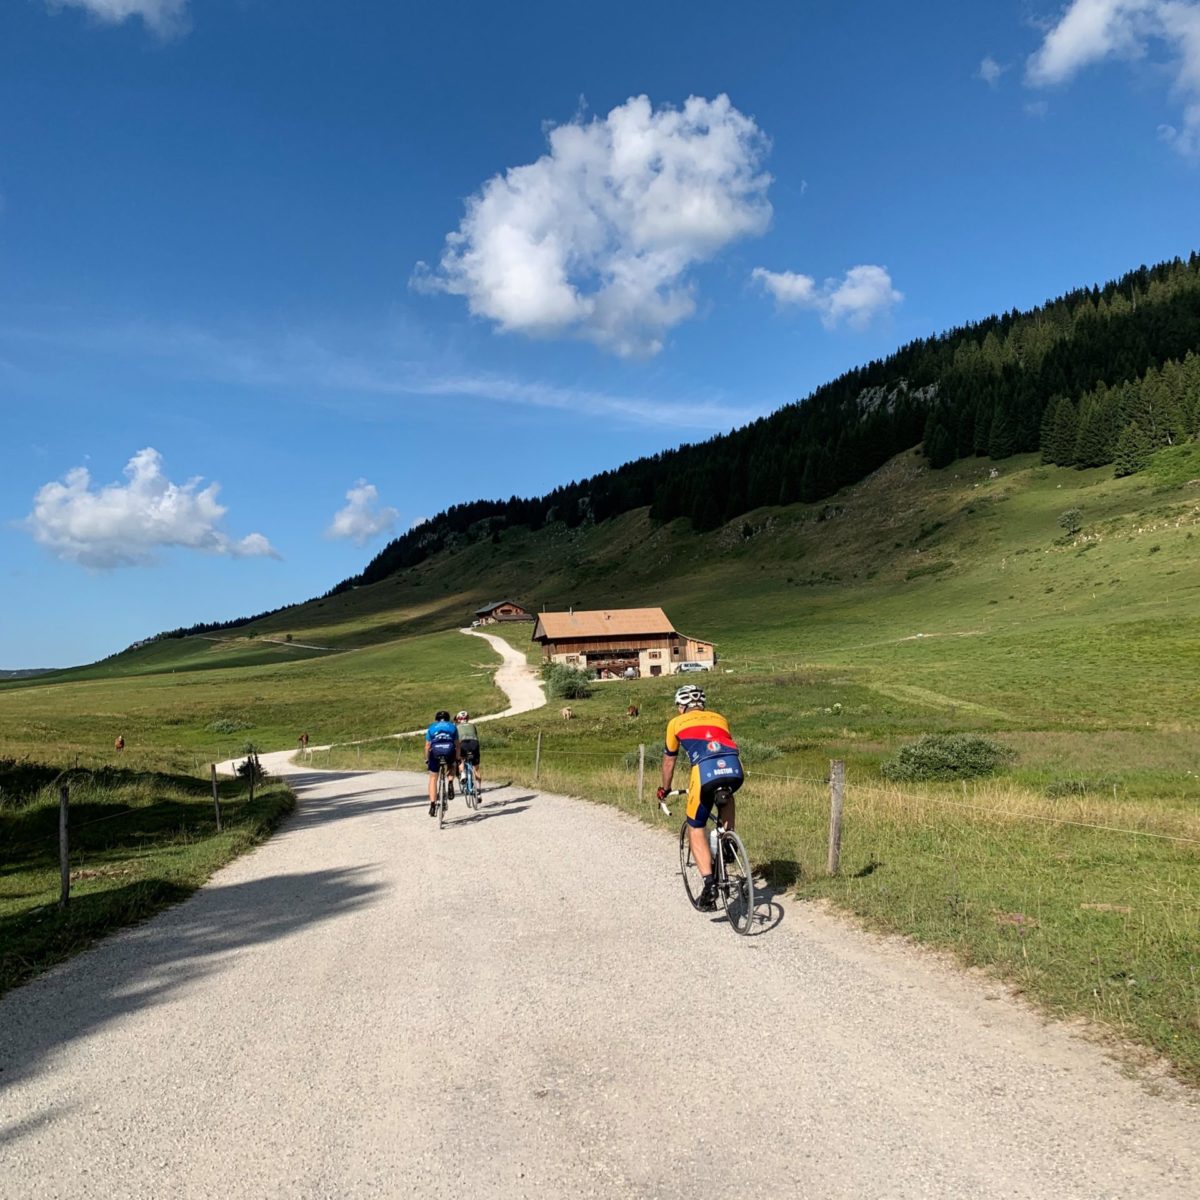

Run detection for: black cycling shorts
[[459, 738, 480, 766]]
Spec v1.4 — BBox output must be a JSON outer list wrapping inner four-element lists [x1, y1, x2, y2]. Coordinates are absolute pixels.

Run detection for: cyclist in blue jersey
[[425, 710, 459, 817]]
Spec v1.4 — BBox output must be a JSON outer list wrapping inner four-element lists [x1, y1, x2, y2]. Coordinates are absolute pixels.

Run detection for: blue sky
[[2, 0, 1199, 667]]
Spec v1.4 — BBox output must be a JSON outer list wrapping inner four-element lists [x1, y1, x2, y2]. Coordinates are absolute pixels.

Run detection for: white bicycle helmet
[[673, 683, 705, 709], [455, 710, 470, 721]]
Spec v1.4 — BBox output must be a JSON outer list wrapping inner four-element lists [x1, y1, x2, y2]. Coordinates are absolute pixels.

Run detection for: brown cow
[[627, 704, 639, 718]]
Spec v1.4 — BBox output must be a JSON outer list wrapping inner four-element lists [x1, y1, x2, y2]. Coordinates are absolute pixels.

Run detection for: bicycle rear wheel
[[437, 768, 449, 829], [679, 822, 707, 910], [718, 831, 754, 934]]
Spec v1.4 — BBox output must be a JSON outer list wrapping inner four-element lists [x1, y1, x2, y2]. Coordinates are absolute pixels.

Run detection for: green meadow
[[3, 447, 1199, 1076]]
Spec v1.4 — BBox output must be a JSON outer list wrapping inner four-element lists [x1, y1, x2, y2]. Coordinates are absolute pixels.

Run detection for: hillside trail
[[283, 626, 545, 771], [3, 646, 1200, 1196]]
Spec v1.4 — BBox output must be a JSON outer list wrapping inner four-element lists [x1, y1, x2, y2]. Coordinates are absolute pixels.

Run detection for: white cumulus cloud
[[24, 448, 278, 568], [752, 264, 903, 330], [1026, 0, 1200, 154], [326, 480, 399, 546], [415, 94, 773, 357], [46, 0, 189, 37]]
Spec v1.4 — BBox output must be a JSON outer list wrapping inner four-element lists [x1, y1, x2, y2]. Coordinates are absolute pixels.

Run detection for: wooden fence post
[[637, 743, 645, 804], [533, 731, 543, 782], [58, 785, 70, 910], [827, 759, 845, 876], [210, 764, 222, 832]]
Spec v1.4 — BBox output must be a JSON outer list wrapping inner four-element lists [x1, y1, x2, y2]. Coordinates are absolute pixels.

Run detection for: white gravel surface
[[2, 637, 1198, 1197]]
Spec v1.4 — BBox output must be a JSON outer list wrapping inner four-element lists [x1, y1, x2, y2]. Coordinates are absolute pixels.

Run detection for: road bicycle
[[660, 788, 754, 935], [460, 759, 480, 812], [434, 759, 453, 828]]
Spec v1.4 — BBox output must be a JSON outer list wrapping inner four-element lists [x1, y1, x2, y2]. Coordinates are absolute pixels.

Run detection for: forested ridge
[[155, 251, 1200, 642], [339, 253, 1200, 586]]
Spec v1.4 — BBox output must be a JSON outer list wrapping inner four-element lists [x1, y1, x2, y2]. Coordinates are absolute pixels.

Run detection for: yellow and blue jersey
[[665, 708, 743, 790]]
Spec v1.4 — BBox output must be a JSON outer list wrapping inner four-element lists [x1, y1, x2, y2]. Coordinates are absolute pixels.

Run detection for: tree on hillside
[[1113, 421, 1154, 477], [988, 401, 1016, 460], [926, 422, 955, 469]]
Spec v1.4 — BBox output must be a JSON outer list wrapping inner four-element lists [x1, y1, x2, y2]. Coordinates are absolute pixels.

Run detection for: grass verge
[[0, 759, 294, 996]]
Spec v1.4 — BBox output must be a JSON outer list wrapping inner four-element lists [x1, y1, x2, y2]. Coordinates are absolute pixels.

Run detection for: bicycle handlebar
[[657, 787, 686, 816]]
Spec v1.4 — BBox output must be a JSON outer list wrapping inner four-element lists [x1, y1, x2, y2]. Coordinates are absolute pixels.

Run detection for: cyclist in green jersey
[[455, 710, 482, 793]]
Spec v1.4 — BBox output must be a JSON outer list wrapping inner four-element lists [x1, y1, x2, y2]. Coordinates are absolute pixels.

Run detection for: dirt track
[[2, 638, 1198, 1197]]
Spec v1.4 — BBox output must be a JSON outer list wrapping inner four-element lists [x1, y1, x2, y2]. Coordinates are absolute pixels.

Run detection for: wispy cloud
[[23, 447, 278, 568], [45, 0, 189, 38], [414, 93, 773, 357], [326, 481, 399, 546], [0, 319, 755, 431], [977, 55, 1009, 87], [1026, 0, 1200, 156], [751, 264, 903, 330]]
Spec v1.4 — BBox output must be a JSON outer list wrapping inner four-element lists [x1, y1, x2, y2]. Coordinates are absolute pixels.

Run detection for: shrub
[[737, 739, 782, 762], [1057, 508, 1083, 536], [542, 662, 594, 700], [881, 734, 1015, 782], [207, 717, 253, 734], [235, 744, 268, 784]]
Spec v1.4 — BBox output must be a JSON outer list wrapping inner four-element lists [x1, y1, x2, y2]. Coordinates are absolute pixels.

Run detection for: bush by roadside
[[882, 733, 1015, 781]]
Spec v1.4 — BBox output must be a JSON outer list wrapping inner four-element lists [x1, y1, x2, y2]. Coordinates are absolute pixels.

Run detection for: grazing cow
[[627, 704, 639, 719], [560, 706, 574, 720]]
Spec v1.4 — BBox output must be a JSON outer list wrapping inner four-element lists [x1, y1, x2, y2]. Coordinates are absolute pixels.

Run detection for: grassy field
[[4, 444, 1199, 1075], [0, 629, 506, 770], [0, 760, 294, 995]]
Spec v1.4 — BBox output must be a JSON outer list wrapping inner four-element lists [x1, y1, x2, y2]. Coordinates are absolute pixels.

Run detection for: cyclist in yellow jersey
[[657, 683, 744, 911]]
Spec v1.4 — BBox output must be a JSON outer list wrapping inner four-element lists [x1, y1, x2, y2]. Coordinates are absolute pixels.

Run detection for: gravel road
[[2, 642, 1198, 1197]]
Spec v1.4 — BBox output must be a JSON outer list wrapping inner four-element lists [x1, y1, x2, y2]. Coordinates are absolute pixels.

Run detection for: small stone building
[[474, 599, 533, 624], [531, 608, 715, 678]]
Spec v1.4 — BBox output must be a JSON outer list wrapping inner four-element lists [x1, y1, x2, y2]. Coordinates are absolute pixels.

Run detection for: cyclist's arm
[[661, 717, 681, 790], [661, 746, 678, 791]]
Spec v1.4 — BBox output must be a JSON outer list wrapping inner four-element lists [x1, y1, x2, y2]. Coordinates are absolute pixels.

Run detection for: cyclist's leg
[[685, 769, 714, 877], [717, 795, 736, 832]]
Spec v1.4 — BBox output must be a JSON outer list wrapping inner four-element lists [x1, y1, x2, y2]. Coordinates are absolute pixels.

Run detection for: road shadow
[[441, 803, 532, 828], [0, 865, 382, 1107], [746, 878, 786, 935], [281, 785, 428, 832]]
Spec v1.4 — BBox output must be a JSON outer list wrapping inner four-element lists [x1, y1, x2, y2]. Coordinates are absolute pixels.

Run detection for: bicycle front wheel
[[719, 831, 755, 935], [463, 763, 477, 811], [679, 822, 707, 910]]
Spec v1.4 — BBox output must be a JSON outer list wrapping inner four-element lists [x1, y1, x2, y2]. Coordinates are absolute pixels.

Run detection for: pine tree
[[927, 423, 955, 469], [988, 401, 1016, 460], [1114, 421, 1154, 477], [1047, 397, 1079, 465], [1074, 383, 1120, 467], [974, 398, 993, 456]]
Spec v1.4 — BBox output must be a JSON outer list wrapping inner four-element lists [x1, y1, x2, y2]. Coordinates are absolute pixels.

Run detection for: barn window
[[648, 651, 661, 660], [672, 646, 681, 655], [566, 655, 579, 664]]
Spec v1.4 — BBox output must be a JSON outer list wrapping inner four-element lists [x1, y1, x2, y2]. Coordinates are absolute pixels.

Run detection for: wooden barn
[[531, 608, 715, 678], [473, 599, 534, 624]]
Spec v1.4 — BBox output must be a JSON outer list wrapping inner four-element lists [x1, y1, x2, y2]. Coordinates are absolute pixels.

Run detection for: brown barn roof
[[533, 608, 676, 642]]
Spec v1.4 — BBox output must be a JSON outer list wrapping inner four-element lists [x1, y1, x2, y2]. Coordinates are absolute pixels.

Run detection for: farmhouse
[[532, 607, 715, 678], [473, 599, 534, 624]]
